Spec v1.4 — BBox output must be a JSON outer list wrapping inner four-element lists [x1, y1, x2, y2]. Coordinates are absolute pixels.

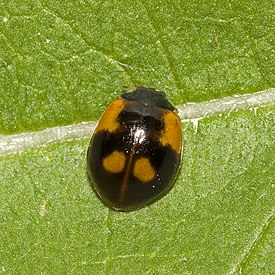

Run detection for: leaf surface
[[0, 1, 274, 274]]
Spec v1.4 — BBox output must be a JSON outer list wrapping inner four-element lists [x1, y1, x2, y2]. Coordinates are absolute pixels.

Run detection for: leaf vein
[[228, 0, 270, 86], [138, 0, 183, 92], [0, 89, 274, 156], [229, 207, 275, 274], [41, 4, 133, 80]]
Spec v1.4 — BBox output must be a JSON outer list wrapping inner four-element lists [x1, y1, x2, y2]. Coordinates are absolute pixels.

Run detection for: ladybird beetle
[[87, 87, 182, 211]]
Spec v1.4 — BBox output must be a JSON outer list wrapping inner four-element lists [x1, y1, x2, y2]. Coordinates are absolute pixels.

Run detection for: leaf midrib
[[0, 88, 274, 156]]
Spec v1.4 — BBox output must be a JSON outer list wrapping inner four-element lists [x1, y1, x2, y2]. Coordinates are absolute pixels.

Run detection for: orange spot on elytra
[[159, 111, 182, 153], [133, 157, 156, 183], [96, 99, 125, 133], [103, 150, 126, 173]]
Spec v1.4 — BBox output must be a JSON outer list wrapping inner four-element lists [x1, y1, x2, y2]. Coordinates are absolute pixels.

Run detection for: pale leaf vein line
[[0, 88, 274, 156], [229, 207, 275, 274]]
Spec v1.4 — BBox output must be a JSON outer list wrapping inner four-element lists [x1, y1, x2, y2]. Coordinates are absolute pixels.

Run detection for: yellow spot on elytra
[[103, 150, 126, 173], [159, 111, 182, 153], [96, 98, 125, 133], [133, 157, 156, 183]]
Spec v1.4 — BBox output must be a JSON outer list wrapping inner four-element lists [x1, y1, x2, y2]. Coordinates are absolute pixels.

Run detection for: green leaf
[[0, 1, 274, 274]]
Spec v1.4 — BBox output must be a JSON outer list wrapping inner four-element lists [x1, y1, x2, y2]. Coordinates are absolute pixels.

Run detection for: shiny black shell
[[87, 87, 182, 211]]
